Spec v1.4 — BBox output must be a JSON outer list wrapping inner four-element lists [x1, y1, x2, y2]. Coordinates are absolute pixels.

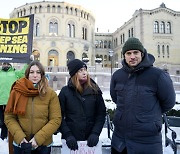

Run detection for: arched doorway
[[67, 51, 75, 65], [48, 50, 59, 66]]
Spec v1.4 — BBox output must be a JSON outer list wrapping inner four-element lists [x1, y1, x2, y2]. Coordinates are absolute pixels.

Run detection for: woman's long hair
[[71, 72, 98, 94], [25, 60, 48, 97]]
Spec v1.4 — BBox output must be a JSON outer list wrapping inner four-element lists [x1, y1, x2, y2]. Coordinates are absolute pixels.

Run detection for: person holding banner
[[58, 59, 106, 151], [0, 62, 27, 140], [4, 61, 62, 154]]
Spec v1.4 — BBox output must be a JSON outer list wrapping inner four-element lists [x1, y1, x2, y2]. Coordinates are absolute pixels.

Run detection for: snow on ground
[[0, 91, 180, 154]]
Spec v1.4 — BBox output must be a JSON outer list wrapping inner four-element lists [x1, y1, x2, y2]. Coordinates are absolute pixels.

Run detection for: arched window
[[157, 45, 160, 58], [104, 40, 107, 48], [67, 51, 75, 64], [66, 7, 68, 14], [49, 19, 58, 35], [82, 26, 87, 40], [52, 5, 56, 13], [47, 5, 50, 13], [23, 9, 26, 16], [167, 45, 169, 58], [34, 6, 37, 13], [162, 45, 165, 58], [75, 8, 77, 16], [154, 21, 159, 33], [57, 5, 61, 13], [166, 22, 171, 34], [39, 5, 42, 13], [99, 40, 103, 48], [70, 7, 73, 14], [160, 21, 165, 33], [34, 22, 40, 36], [108, 40, 111, 48], [30, 7, 32, 14], [67, 21, 75, 37]]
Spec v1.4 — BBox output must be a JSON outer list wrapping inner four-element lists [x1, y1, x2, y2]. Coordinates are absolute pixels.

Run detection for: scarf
[[5, 77, 39, 115]]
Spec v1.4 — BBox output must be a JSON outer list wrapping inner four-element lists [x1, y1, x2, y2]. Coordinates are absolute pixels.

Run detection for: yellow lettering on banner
[[0, 45, 7, 52], [0, 17, 30, 35], [0, 44, 27, 53], [0, 36, 11, 43], [11, 36, 28, 44]]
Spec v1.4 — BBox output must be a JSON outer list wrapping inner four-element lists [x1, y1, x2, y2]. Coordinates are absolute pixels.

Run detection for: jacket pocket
[[133, 115, 162, 137]]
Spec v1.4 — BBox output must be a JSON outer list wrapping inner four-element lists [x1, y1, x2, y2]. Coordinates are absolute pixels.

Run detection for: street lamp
[[108, 50, 114, 77]]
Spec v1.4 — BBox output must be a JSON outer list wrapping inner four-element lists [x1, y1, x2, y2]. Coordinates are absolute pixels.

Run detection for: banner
[[0, 15, 34, 63], [61, 140, 102, 154]]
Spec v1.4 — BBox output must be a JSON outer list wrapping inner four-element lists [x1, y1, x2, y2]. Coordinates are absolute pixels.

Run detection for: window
[[52, 5, 56, 13], [99, 40, 103, 48], [157, 45, 160, 58], [154, 21, 159, 33], [67, 22, 75, 37], [57, 5, 61, 13], [30, 7, 32, 14], [82, 26, 87, 40], [131, 28, 134, 37], [67, 51, 75, 64], [47, 5, 50, 13], [35, 22, 40, 36], [160, 21, 165, 33], [167, 45, 169, 58], [104, 40, 107, 48], [166, 22, 171, 34], [35, 6, 37, 13], [49, 20, 58, 35], [162, 45, 165, 58], [39, 5, 42, 13], [176, 70, 180, 75]]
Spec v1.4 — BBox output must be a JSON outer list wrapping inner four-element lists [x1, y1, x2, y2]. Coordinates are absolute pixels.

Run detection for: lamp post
[[109, 50, 114, 78]]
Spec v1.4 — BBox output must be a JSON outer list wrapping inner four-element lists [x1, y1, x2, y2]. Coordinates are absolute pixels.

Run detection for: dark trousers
[[111, 147, 127, 154], [0, 105, 8, 140], [13, 145, 51, 154]]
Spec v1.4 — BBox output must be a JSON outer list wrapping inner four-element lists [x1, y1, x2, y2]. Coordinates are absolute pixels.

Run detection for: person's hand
[[29, 137, 38, 149], [66, 136, 78, 151], [20, 138, 28, 144], [87, 134, 99, 147]]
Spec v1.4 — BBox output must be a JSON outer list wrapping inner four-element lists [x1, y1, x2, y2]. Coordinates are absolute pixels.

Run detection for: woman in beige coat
[[5, 61, 61, 154]]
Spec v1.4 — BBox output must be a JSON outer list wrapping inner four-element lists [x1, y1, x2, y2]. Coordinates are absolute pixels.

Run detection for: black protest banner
[[0, 15, 34, 63]]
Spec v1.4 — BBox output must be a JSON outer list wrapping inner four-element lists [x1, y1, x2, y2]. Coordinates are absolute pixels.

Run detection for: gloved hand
[[87, 134, 99, 147], [66, 136, 78, 151], [21, 142, 32, 154]]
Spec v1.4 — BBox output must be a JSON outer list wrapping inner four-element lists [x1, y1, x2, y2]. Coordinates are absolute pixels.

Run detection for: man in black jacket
[[110, 37, 175, 154]]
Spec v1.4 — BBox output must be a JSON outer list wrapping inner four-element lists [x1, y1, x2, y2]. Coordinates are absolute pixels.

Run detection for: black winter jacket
[[110, 51, 175, 152], [58, 79, 106, 141]]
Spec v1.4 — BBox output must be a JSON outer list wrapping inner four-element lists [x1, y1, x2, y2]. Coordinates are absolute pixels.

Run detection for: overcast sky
[[0, 0, 180, 33]]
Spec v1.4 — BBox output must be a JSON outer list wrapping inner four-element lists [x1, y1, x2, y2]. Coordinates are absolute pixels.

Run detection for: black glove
[[66, 136, 78, 151], [21, 143, 32, 154], [87, 134, 99, 147]]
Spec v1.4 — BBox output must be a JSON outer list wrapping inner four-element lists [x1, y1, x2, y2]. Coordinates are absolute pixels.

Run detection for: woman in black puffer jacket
[[58, 59, 106, 151]]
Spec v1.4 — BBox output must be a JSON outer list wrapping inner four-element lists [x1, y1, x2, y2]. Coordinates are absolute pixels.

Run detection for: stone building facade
[[10, 2, 180, 75], [10, 1, 96, 66], [95, 3, 180, 75]]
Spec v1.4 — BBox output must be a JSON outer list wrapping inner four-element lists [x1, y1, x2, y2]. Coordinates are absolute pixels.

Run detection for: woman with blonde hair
[[5, 60, 61, 154], [58, 59, 106, 151]]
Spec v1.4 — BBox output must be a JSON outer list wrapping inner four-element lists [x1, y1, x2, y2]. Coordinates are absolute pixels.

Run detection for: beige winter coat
[[5, 87, 61, 146]]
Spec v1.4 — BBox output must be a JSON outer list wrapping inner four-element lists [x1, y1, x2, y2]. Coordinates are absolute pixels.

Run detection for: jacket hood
[[122, 49, 155, 73]]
